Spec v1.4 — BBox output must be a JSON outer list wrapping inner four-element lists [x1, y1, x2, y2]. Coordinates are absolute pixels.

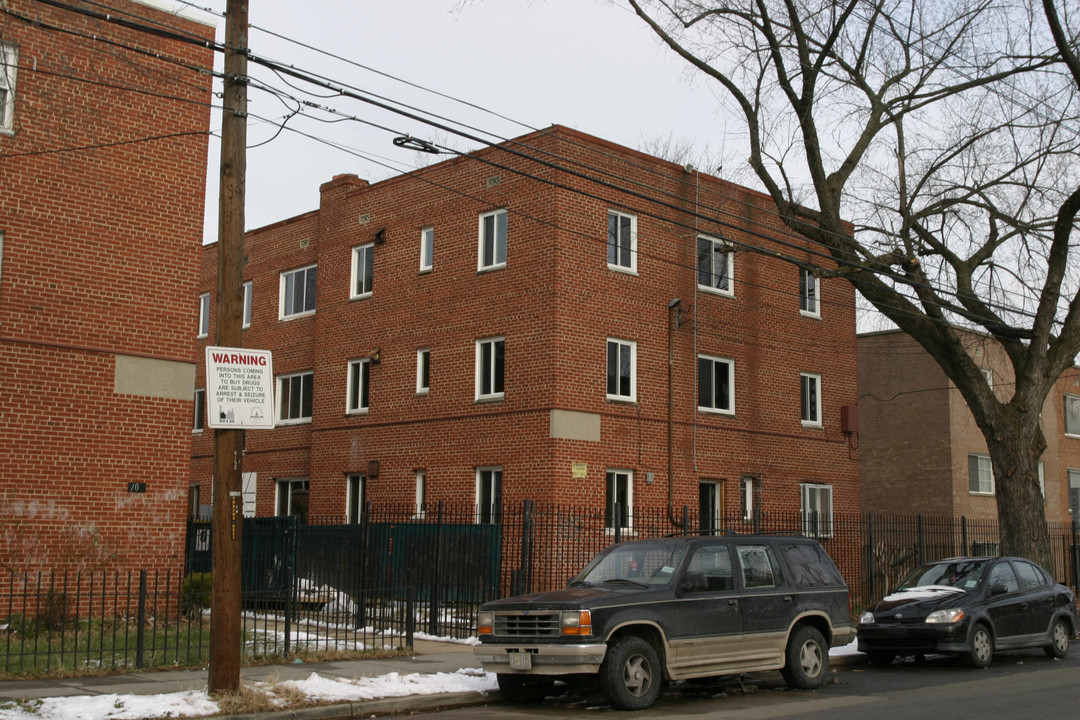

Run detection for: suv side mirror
[[990, 583, 1009, 596], [681, 572, 707, 593]]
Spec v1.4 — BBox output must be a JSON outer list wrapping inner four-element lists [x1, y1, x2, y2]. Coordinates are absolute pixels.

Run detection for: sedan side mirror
[[990, 583, 1009, 596], [681, 572, 707, 593]]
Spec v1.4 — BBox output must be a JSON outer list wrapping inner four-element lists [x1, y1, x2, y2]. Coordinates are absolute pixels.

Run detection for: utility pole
[[209, 0, 248, 695]]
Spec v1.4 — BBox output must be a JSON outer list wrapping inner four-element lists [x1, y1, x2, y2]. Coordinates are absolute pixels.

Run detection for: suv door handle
[[728, 599, 739, 606], [783, 595, 793, 603]]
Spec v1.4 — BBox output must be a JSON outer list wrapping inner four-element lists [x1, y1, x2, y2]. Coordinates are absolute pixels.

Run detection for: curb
[[218, 690, 493, 720]]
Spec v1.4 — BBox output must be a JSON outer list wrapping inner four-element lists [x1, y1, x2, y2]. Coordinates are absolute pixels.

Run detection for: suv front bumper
[[474, 642, 608, 675]]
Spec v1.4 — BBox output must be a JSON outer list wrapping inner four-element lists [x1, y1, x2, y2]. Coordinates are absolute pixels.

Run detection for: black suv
[[474, 534, 855, 710]]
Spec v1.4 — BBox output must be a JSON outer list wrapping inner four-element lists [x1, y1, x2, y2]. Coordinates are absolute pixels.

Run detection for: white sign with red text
[[205, 346, 275, 429]]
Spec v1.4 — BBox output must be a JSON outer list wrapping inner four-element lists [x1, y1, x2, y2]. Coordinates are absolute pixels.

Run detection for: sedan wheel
[[1044, 618, 1070, 659], [965, 624, 993, 668]]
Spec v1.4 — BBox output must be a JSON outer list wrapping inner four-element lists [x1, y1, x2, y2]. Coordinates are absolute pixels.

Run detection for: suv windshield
[[897, 559, 988, 591], [572, 541, 687, 587]]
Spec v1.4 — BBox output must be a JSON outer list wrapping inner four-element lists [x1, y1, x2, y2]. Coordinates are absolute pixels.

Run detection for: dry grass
[[212, 674, 319, 716]]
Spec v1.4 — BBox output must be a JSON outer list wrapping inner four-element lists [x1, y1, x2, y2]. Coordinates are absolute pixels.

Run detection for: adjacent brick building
[[192, 127, 861, 531], [858, 330, 1080, 523], [0, 0, 213, 573]]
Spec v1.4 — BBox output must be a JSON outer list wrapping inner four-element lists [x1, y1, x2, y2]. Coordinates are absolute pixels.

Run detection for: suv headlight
[[859, 611, 875, 625], [476, 611, 494, 636], [925, 608, 965, 624], [561, 610, 592, 636]]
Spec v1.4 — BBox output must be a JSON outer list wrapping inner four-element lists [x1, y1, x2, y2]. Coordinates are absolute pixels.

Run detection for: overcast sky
[[183, 0, 741, 244]]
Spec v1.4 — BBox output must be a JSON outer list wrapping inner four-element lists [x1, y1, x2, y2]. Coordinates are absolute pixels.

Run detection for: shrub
[[182, 573, 212, 617]]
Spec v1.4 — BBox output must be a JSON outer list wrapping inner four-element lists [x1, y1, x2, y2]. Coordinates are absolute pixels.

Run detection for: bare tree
[[627, 0, 1080, 567]]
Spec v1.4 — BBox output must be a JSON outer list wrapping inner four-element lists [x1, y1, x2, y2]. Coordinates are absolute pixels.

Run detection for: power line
[[0, 130, 211, 158]]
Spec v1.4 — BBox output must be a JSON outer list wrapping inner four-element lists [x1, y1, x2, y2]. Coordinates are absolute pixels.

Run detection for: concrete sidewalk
[[0, 640, 493, 719]]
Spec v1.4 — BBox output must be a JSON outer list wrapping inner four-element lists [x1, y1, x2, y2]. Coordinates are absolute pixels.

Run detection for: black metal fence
[[3, 502, 1077, 677]]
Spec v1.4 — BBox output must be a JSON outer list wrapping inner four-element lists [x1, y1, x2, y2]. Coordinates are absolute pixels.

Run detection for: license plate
[[509, 652, 532, 670]]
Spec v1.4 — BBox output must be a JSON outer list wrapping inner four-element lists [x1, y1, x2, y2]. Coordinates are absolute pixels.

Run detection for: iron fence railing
[[3, 502, 1077, 677]]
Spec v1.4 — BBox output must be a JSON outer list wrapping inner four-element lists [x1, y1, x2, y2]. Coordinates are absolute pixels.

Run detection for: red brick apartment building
[[192, 127, 861, 530], [858, 330, 1080, 523], [0, 0, 213, 573]]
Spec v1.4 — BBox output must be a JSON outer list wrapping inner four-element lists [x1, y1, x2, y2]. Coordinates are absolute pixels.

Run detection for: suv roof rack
[[662, 528, 807, 538]]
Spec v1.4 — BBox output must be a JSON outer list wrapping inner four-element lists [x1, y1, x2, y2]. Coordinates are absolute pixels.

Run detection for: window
[[800, 483, 833, 538], [699, 481, 721, 533], [187, 485, 200, 520], [607, 210, 637, 272], [346, 474, 364, 524], [740, 476, 757, 521], [416, 348, 430, 394], [606, 339, 636, 401], [242, 281, 252, 329], [988, 562, 1019, 593], [800, 373, 821, 427], [799, 268, 819, 317], [476, 467, 502, 524], [198, 293, 210, 338], [1066, 394, 1080, 436], [420, 227, 434, 271], [698, 355, 734, 414], [478, 209, 507, 270], [475, 337, 505, 400], [968, 454, 994, 495], [605, 469, 634, 531], [414, 470, 426, 518], [1014, 560, 1046, 591], [193, 389, 205, 432], [277, 371, 313, 423], [279, 264, 317, 319], [276, 478, 309, 523], [346, 359, 370, 413], [0, 43, 16, 134], [697, 236, 733, 295], [351, 243, 374, 299], [981, 367, 993, 390], [1039, 461, 1045, 497], [686, 544, 733, 592], [737, 545, 780, 588]]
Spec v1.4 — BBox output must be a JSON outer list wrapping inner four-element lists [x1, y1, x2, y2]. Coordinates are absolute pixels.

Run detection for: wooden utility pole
[[209, 0, 248, 695]]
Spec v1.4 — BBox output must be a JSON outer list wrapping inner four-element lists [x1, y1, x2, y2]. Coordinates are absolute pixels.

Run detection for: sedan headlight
[[476, 611, 494, 636], [859, 611, 875, 625], [925, 608, 965, 624]]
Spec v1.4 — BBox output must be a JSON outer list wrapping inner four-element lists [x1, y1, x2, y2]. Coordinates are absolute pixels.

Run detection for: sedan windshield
[[896, 560, 988, 592], [573, 542, 687, 587]]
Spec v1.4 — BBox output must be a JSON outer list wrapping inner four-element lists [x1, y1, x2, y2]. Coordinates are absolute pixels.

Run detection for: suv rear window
[[780, 543, 844, 588]]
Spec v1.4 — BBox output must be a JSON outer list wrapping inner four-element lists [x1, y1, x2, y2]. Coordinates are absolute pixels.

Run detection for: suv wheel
[[600, 636, 662, 710], [781, 625, 829, 689], [1044, 618, 1070, 659], [496, 674, 553, 703]]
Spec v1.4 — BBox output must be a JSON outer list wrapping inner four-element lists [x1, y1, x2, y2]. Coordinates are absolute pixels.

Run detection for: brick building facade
[[858, 330, 1080, 523], [192, 127, 861, 530], [0, 0, 213, 573]]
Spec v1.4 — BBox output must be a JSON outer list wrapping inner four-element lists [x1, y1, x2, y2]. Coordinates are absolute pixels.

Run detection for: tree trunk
[[985, 412, 1053, 570]]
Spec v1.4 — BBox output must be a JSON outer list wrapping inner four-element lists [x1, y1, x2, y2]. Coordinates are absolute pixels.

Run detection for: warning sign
[[205, 346, 275, 429]]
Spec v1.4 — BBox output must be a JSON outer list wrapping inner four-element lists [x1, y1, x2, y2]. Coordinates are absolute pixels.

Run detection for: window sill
[[799, 310, 821, 319], [969, 491, 996, 497], [697, 285, 734, 298], [419, 267, 433, 275], [606, 396, 637, 404], [415, 389, 430, 396], [698, 407, 735, 416], [607, 264, 638, 276], [276, 418, 312, 426], [475, 395, 504, 403], [279, 310, 316, 322], [477, 263, 506, 274], [192, 429, 204, 435], [349, 293, 373, 302], [345, 409, 370, 416], [801, 421, 823, 429]]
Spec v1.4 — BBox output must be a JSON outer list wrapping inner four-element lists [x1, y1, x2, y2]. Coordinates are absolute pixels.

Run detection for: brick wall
[[193, 126, 861, 527], [0, 0, 213, 573]]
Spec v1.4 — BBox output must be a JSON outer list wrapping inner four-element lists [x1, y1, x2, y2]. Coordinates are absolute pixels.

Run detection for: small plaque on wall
[[571, 462, 588, 479], [127, 482, 147, 493]]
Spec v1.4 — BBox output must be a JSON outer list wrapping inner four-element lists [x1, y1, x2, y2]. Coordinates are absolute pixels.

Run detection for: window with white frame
[[475, 337, 504, 400], [698, 354, 734, 414], [277, 371, 313, 423], [414, 470, 427, 518], [193, 389, 205, 432], [478, 209, 507, 270], [351, 243, 374, 299], [607, 210, 637, 272], [1038, 461, 1045, 497], [420, 227, 434, 271], [800, 483, 833, 537], [0, 43, 17, 134], [346, 359, 370, 413], [416, 348, 430, 394], [800, 373, 821, 426], [279, 264, 317, 319], [198, 293, 210, 338], [476, 467, 502, 524], [981, 367, 993, 390], [276, 478, 309, 523], [1066, 394, 1080, 436], [605, 469, 633, 530], [242, 281, 252, 329], [606, 338, 636, 401], [346, 474, 364, 524], [697, 235, 733, 295], [740, 476, 757, 521], [968, 454, 994, 495], [799, 268, 820, 317]]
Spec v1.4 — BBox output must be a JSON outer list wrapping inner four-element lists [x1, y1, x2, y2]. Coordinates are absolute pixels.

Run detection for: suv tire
[[600, 635, 661, 710], [496, 673, 553, 703], [781, 625, 829, 689]]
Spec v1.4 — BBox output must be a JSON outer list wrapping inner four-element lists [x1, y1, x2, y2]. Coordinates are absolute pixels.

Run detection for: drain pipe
[[668, 298, 684, 528]]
